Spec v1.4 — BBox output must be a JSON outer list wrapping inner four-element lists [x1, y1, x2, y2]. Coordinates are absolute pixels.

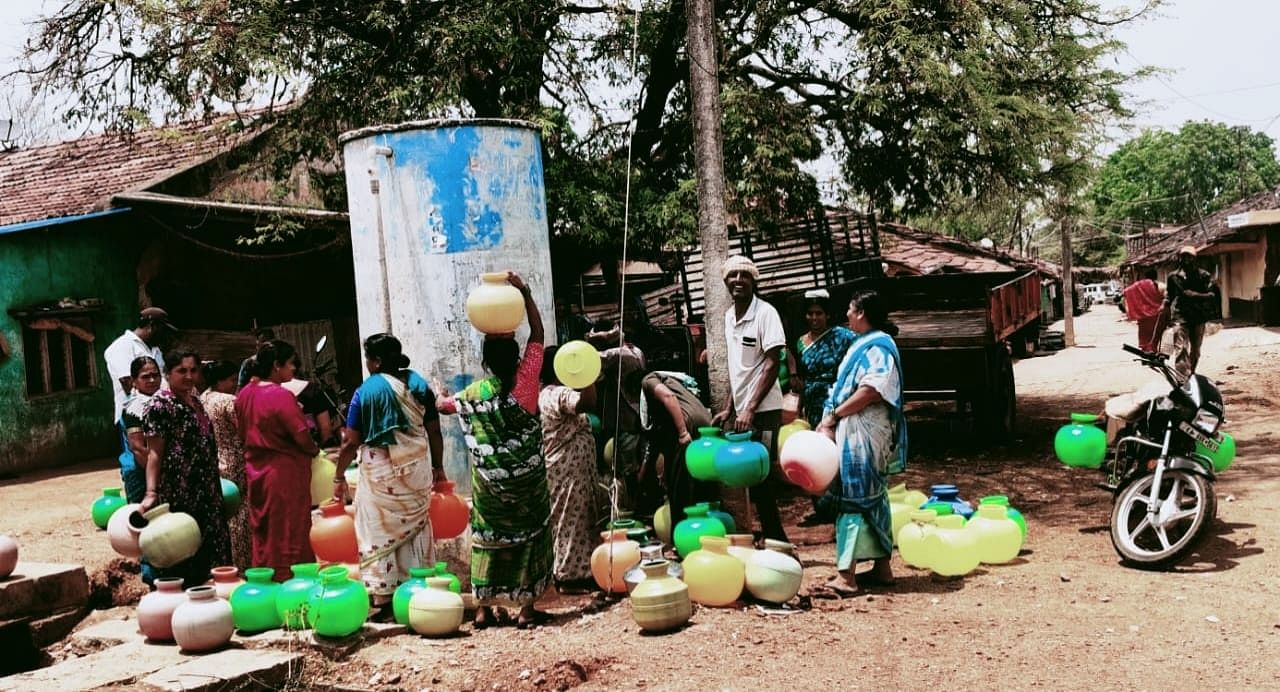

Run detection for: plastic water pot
[[686, 427, 727, 482], [465, 272, 526, 335], [926, 515, 980, 577], [779, 430, 839, 494], [672, 504, 726, 558], [966, 504, 1022, 565], [683, 536, 745, 607], [1054, 413, 1107, 469], [896, 510, 938, 570], [713, 432, 770, 488]]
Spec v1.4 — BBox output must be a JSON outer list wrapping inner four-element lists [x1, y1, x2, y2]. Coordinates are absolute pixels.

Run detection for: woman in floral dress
[[200, 360, 252, 570], [141, 351, 232, 587], [537, 346, 599, 592]]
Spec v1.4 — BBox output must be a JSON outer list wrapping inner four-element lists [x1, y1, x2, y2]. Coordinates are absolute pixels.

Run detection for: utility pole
[[686, 0, 731, 409], [1059, 206, 1076, 348]]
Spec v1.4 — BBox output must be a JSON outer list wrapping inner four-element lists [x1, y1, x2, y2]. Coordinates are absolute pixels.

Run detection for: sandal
[[473, 606, 494, 630]]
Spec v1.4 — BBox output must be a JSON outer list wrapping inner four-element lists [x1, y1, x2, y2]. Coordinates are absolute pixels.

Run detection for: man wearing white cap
[[103, 307, 176, 502], [712, 255, 788, 542], [1162, 246, 1218, 380]]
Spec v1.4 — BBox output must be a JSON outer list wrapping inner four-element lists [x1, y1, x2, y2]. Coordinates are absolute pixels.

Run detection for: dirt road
[[3, 308, 1278, 690]]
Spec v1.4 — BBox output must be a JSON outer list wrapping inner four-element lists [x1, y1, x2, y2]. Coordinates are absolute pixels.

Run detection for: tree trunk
[[686, 0, 731, 409], [1060, 212, 1076, 348]]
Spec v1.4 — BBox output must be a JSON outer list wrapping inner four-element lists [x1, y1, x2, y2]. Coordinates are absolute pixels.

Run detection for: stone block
[[27, 606, 89, 648], [139, 648, 304, 692], [0, 563, 90, 620], [0, 640, 188, 691], [71, 615, 146, 646]]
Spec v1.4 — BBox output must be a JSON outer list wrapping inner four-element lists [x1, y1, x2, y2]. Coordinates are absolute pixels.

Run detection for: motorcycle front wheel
[[1109, 469, 1215, 570]]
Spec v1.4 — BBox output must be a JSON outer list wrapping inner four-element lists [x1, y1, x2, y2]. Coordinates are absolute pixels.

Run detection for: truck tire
[[1010, 324, 1039, 358]]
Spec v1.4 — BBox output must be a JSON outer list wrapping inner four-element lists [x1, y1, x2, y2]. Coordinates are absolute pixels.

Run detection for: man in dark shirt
[[641, 371, 715, 528], [1162, 246, 1218, 380]]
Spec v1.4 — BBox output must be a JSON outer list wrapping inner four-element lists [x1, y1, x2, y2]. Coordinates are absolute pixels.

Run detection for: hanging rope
[[599, 0, 646, 593]]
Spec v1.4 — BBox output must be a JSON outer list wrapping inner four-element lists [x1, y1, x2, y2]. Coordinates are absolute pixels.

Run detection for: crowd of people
[[102, 259, 913, 625]]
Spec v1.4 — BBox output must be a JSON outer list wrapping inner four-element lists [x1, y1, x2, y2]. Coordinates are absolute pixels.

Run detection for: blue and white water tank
[[340, 119, 556, 492]]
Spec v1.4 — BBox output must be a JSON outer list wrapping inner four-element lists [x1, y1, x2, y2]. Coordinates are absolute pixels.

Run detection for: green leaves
[[1091, 121, 1280, 229], [14, 0, 1147, 261]]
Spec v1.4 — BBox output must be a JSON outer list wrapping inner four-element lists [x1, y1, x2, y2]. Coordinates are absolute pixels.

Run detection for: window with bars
[[21, 317, 98, 397]]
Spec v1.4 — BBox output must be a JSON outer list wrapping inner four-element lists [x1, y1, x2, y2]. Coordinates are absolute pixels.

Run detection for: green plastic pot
[[392, 567, 435, 625], [1054, 413, 1106, 469], [433, 561, 462, 594], [685, 427, 727, 481], [307, 565, 369, 638], [220, 478, 242, 515], [275, 562, 321, 630], [230, 567, 282, 632], [673, 504, 726, 558], [91, 487, 126, 529], [1195, 431, 1236, 473]]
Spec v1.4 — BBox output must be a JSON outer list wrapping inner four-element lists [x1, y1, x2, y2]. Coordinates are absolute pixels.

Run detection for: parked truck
[[629, 210, 1042, 440]]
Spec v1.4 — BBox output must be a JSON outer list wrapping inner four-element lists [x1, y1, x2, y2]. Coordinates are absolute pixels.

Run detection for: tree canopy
[[10, 0, 1147, 271], [1091, 120, 1280, 232]]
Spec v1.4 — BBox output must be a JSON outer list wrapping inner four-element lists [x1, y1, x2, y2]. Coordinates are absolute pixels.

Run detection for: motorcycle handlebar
[[1122, 344, 1146, 357]]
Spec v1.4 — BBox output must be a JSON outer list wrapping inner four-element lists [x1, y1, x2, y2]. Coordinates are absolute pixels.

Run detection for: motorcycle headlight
[[1192, 409, 1222, 435]]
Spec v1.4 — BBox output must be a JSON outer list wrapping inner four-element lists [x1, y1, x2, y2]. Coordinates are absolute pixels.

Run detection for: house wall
[[0, 216, 143, 475]]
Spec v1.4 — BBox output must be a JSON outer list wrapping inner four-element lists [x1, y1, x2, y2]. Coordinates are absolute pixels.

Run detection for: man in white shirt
[[103, 307, 175, 501], [712, 255, 789, 542]]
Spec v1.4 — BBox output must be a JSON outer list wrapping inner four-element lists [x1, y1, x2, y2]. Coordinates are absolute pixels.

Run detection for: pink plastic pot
[[779, 430, 839, 494], [137, 577, 186, 641]]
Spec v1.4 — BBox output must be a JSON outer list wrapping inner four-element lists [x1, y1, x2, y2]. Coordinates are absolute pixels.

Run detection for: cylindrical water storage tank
[[340, 119, 556, 493]]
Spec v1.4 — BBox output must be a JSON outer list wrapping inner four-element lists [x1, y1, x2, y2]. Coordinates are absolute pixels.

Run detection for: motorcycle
[[1100, 343, 1227, 569], [311, 336, 347, 419]]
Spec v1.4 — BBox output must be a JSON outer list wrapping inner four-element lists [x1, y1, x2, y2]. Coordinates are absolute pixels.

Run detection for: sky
[[3, 0, 1280, 150]]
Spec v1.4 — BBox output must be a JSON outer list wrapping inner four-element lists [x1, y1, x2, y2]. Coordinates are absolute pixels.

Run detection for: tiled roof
[[878, 221, 1021, 274], [1124, 186, 1280, 266], [0, 112, 271, 228]]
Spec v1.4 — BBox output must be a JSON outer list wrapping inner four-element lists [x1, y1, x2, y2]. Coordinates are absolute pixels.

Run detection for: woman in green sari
[[443, 272, 552, 629]]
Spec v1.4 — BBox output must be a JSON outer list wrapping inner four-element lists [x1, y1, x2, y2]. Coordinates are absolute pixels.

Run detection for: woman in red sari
[[236, 340, 321, 580], [1124, 269, 1166, 352]]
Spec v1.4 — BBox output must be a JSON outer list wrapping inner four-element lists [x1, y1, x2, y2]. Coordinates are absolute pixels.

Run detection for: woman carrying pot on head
[[235, 340, 321, 581], [439, 271, 553, 629], [200, 360, 252, 570], [333, 334, 446, 615], [139, 351, 232, 587], [814, 290, 908, 595]]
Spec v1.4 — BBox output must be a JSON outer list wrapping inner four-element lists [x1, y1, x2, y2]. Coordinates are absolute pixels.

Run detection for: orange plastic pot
[[430, 480, 469, 539], [310, 501, 358, 564]]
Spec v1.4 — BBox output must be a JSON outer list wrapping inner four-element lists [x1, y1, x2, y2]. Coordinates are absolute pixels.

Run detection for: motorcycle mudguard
[[1172, 455, 1216, 480]]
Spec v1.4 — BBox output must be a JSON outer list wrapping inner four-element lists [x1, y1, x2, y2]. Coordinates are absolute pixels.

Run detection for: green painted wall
[[0, 215, 142, 475]]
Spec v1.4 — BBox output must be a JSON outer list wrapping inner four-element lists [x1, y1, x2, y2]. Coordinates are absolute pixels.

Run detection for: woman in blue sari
[[795, 290, 857, 428], [815, 290, 908, 594]]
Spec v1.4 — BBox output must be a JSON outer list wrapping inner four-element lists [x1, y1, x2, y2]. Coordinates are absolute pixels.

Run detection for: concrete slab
[[139, 648, 304, 692], [0, 563, 90, 620], [0, 640, 188, 692], [71, 615, 146, 646]]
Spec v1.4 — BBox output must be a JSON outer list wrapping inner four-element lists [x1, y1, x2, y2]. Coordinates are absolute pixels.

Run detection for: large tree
[[10, 0, 1147, 275], [1091, 121, 1280, 232]]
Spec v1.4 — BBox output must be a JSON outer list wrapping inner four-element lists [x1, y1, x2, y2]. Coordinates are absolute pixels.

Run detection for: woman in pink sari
[[236, 340, 321, 580], [1124, 269, 1165, 352]]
